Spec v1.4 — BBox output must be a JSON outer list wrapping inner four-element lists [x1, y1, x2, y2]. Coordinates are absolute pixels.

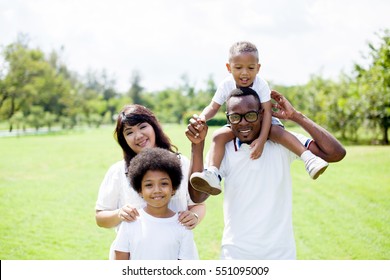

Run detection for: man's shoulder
[[225, 140, 291, 156], [224, 139, 237, 150], [264, 140, 298, 161]]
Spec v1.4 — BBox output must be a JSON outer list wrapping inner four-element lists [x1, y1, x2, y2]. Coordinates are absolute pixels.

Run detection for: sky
[[1, 0, 389, 92]]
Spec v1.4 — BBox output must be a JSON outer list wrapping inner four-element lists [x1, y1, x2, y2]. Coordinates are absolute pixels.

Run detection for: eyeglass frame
[[225, 109, 263, 124]]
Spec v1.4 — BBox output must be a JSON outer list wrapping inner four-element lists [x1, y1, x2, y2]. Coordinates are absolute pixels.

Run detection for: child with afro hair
[[113, 148, 199, 260]]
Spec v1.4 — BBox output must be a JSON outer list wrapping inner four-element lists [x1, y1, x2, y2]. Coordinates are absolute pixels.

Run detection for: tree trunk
[[383, 126, 389, 145]]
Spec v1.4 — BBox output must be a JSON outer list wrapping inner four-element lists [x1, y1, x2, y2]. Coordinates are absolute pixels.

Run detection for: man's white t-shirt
[[112, 208, 199, 260], [218, 134, 310, 259], [213, 75, 271, 105]]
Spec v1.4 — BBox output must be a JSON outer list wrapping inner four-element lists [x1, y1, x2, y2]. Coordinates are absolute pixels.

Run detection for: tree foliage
[[1, 30, 389, 144], [354, 29, 390, 144]]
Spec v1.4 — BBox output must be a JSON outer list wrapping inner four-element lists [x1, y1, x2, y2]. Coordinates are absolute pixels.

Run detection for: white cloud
[[0, 0, 389, 91]]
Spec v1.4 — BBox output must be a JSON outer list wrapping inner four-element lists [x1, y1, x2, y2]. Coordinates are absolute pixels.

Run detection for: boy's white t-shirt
[[112, 208, 199, 260], [212, 75, 271, 105], [95, 154, 196, 259]]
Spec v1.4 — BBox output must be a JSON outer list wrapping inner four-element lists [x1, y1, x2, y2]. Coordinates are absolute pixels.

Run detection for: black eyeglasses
[[226, 110, 261, 124]]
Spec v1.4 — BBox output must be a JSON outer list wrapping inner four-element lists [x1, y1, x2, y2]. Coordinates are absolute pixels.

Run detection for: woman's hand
[[178, 210, 199, 229], [117, 204, 140, 222]]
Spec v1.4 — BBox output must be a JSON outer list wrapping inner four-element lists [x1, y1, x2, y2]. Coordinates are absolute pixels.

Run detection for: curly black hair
[[128, 147, 183, 193]]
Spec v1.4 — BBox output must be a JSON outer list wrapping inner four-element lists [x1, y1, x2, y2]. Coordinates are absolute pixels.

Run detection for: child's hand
[[250, 138, 265, 159], [185, 114, 208, 144], [198, 114, 206, 123], [194, 114, 206, 132]]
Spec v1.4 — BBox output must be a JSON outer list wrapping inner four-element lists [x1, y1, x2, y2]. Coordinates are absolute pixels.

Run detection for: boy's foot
[[305, 156, 329, 179], [190, 170, 222, 195]]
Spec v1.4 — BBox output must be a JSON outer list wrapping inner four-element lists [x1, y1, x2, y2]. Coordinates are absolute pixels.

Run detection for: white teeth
[[240, 129, 250, 133], [138, 139, 147, 146]]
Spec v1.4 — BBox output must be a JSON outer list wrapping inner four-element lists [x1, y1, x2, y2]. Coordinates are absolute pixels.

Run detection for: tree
[[326, 74, 363, 141], [299, 75, 334, 127], [0, 35, 45, 129], [153, 89, 187, 123], [9, 111, 25, 133], [26, 106, 45, 131], [355, 29, 390, 144], [0, 35, 77, 131], [83, 69, 118, 101], [127, 70, 143, 105], [44, 112, 57, 131]]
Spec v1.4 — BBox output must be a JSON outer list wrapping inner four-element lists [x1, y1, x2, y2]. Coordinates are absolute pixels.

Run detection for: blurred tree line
[[1, 30, 389, 144]]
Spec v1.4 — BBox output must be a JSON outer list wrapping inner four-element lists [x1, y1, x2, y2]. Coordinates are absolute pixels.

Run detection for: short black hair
[[229, 41, 259, 62], [226, 87, 261, 104], [128, 147, 183, 193]]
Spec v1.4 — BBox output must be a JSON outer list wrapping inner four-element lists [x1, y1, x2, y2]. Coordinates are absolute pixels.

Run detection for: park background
[[0, 0, 389, 260]]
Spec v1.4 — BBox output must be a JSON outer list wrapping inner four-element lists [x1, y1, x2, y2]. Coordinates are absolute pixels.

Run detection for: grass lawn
[[0, 125, 389, 259]]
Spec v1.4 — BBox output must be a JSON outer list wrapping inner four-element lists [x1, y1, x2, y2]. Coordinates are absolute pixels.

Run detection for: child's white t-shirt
[[112, 208, 199, 260], [212, 75, 271, 105]]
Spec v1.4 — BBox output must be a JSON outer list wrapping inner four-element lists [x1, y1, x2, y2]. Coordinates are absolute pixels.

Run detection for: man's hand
[[271, 90, 296, 120]]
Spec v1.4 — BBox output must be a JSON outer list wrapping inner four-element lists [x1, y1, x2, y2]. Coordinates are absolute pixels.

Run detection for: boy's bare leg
[[208, 126, 235, 168], [190, 126, 234, 195], [269, 125, 329, 180], [269, 125, 306, 156]]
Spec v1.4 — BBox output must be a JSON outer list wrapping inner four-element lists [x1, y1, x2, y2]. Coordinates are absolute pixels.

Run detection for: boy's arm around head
[[271, 90, 346, 163]]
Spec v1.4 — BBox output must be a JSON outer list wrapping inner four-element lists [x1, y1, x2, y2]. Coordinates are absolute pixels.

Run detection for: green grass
[[0, 125, 389, 259], [291, 146, 390, 259]]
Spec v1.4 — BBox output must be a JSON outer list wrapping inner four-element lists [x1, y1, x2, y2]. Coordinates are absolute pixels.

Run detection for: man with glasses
[[186, 87, 346, 259], [226, 109, 262, 124], [190, 41, 330, 197]]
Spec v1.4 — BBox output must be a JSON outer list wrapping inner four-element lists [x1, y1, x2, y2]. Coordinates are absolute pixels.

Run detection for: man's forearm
[[291, 111, 346, 162], [188, 141, 210, 203]]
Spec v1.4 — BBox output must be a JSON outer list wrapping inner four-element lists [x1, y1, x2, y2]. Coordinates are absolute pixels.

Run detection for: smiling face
[[226, 94, 262, 144], [226, 52, 260, 87], [140, 170, 175, 212], [123, 122, 156, 154]]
